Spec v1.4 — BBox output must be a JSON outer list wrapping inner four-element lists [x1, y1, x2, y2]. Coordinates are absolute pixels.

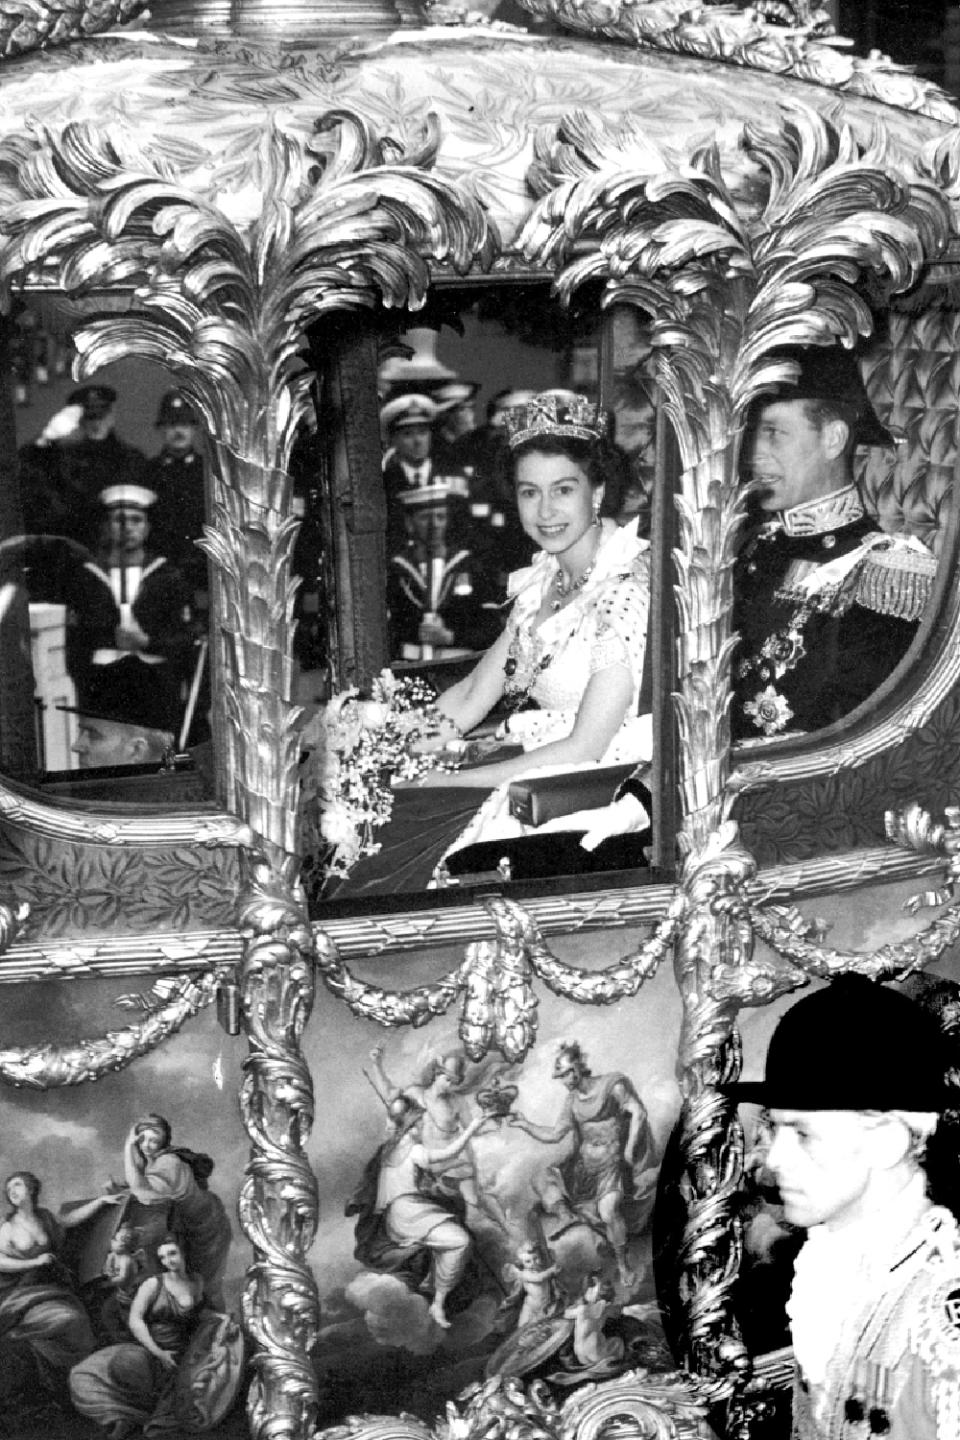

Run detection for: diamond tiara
[[501, 390, 604, 450]]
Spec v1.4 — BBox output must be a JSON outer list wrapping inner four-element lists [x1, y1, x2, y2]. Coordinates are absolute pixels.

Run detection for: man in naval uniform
[[724, 976, 960, 1440], [732, 347, 935, 741], [63, 483, 193, 714], [17, 383, 148, 551], [387, 472, 502, 660]]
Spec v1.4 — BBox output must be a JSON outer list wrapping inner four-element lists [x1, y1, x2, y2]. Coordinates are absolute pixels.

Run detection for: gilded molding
[[0, 926, 242, 984], [513, 0, 960, 126], [0, 778, 250, 849], [0, 971, 216, 1088]]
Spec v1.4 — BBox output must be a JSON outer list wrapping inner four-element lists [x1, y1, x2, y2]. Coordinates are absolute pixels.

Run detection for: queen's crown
[[502, 389, 604, 450]]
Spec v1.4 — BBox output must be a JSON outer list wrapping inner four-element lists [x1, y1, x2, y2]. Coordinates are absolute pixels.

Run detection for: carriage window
[[300, 288, 672, 912], [729, 324, 956, 752], [0, 297, 211, 788]]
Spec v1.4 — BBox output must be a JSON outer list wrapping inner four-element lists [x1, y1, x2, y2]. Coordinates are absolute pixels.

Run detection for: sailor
[[63, 483, 193, 710], [387, 472, 501, 659], [733, 347, 935, 740], [723, 975, 960, 1440]]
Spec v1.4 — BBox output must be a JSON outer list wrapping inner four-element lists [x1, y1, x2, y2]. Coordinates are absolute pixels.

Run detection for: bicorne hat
[[721, 974, 954, 1112], [58, 657, 179, 734], [761, 346, 893, 448]]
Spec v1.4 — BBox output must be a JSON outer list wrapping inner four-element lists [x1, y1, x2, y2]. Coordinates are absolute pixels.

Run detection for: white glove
[[582, 793, 651, 853], [36, 404, 83, 445]]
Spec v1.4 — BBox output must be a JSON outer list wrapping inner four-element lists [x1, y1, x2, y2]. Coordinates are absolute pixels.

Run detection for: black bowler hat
[[58, 657, 178, 734], [722, 975, 954, 1111], [762, 346, 893, 448], [155, 390, 197, 427], [67, 384, 117, 419]]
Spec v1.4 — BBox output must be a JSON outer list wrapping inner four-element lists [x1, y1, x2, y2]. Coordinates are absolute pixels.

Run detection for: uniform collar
[[779, 484, 864, 537]]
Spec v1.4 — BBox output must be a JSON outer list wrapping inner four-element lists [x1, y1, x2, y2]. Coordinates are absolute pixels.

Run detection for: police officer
[[146, 389, 207, 594], [733, 347, 935, 741], [724, 976, 960, 1440], [18, 383, 148, 549]]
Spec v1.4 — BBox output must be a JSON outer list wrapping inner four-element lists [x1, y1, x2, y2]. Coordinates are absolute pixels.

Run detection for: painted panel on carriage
[[0, 976, 248, 1440], [304, 940, 683, 1429]]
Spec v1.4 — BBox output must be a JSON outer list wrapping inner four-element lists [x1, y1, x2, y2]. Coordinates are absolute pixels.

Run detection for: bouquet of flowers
[[298, 670, 451, 883]]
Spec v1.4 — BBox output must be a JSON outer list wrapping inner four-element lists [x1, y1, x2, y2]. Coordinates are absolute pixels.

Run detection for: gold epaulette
[[854, 537, 937, 621]]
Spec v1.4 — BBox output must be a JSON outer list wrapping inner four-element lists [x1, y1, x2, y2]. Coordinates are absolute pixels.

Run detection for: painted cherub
[[564, 1272, 625, 1368], [503, 1241, 562, 1330], [103, 1225, 144, 1294]]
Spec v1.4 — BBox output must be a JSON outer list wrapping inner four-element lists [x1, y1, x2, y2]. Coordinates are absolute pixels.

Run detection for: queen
[[330, 390, 653, 895]]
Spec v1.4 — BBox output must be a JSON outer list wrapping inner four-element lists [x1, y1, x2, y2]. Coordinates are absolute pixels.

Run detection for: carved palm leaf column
[[518, 104, 954, 1378], [0, 109, 493, 1440]]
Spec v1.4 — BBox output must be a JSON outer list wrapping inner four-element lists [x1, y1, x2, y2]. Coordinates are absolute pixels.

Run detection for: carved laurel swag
[[0, 972, 216, 1088], [314, 891, 685, 1062]]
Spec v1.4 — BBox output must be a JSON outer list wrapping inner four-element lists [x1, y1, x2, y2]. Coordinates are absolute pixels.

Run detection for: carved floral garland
[[314, 891, 686, 1061], [0, 972, 217, 1089]]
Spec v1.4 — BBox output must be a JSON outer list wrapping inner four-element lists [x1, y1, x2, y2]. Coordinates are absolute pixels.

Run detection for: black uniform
[[732, 513, 924, 740], [18, 434, 148, 550], [145, 448, 207, 592]]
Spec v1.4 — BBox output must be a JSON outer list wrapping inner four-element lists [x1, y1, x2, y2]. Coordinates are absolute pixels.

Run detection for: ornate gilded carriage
[[2, 3, 960, 1439]]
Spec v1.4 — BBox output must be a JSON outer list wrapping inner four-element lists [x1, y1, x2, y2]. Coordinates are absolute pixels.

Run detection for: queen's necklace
[[552, 555, 597, 612]]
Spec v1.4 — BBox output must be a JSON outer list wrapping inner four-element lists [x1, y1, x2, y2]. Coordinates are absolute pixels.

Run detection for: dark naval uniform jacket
[[732, 498, 932, 741], [18, 434, 148, 550], [146, 448, 207, 591]]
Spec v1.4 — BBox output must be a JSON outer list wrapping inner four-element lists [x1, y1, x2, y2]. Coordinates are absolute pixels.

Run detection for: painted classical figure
[[118, 1115, 232, 1308], [347, 1095, 492, 1329], [0, 1170, 114, 1400], [368, 1045, 509, 1230], [508, 1041, 658, 1288], [69, 1233, 219, 1437], [724, 976, 960, 1440], [733, 346, 933, 740]]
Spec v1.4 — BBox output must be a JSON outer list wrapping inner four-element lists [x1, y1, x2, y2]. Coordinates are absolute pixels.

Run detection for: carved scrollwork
[[240, 860, 321, 1440], [0, 971, 216, 1088]]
